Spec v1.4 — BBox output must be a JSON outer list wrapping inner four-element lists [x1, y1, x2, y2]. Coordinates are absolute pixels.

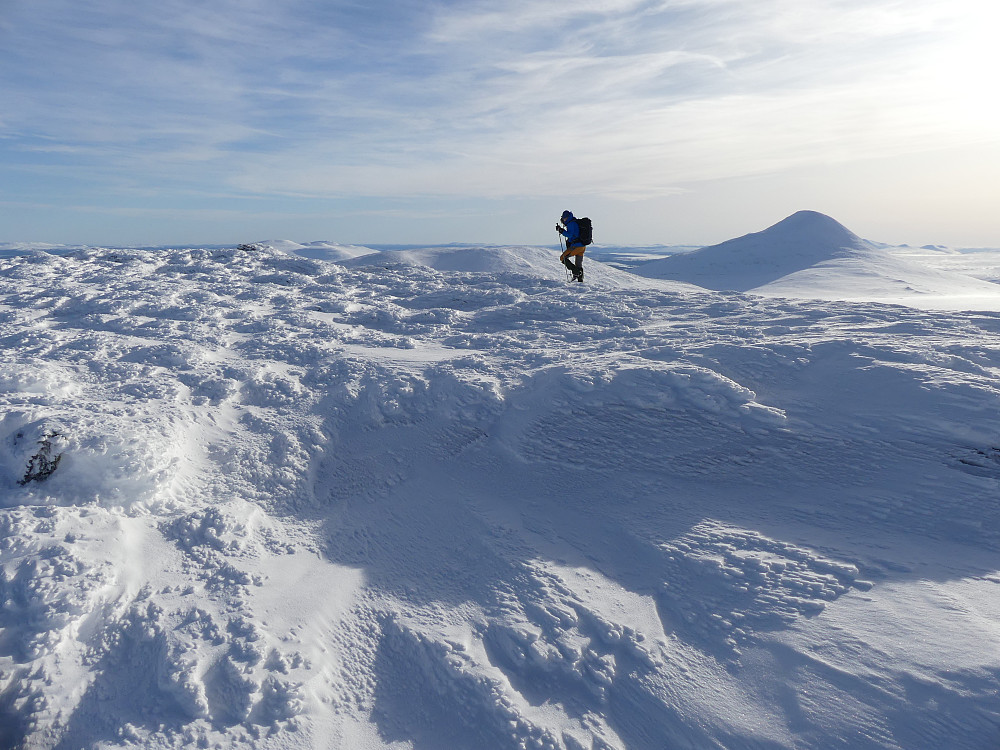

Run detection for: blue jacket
[[559, 216, 581, 246]]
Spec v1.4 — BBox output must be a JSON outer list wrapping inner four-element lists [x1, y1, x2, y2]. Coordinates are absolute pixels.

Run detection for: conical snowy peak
[[757, 210, 864, 248], [637, 210, 874, 291]]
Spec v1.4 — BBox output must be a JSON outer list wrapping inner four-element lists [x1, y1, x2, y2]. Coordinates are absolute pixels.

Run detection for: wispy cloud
[[2, 0, 997, 221]]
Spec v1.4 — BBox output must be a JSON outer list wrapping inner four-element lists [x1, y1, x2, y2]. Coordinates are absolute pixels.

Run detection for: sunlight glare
[[930, 1, 1000, 132]]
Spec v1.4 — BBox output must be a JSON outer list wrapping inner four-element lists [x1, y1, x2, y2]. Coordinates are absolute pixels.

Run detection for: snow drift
[[0, 239, 999, 749]]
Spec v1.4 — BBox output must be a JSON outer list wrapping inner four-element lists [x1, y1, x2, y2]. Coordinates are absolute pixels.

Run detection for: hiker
[[556, 210, 590, 282]]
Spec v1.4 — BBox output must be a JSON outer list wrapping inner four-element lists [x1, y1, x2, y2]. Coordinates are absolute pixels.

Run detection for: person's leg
[[560, 248, 577, 273], [560, 245, 584, 280]]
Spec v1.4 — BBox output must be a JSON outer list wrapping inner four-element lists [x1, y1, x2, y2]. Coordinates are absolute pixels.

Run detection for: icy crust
[[0, 245, 999, 748]]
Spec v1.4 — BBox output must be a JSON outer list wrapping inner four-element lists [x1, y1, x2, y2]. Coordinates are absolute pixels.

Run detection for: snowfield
[[1, 214, 999, 749]]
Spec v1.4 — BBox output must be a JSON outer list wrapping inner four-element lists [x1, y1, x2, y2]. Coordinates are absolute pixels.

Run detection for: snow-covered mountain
[[635, 210, 873, 290], [636, 210, 1000, 309], [1, 236, 1000, 749]]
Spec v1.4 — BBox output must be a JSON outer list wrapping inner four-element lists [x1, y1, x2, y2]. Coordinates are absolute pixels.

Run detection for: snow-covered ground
[[1, 215, 1000, 749]]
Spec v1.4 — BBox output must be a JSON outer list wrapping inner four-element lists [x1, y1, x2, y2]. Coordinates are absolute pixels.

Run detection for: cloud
[[1, 0, 996, 213], [427, 0, 648, 40]]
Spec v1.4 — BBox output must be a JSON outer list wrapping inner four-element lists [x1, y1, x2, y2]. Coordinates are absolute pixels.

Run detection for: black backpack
[[577, 217, 593, 246]]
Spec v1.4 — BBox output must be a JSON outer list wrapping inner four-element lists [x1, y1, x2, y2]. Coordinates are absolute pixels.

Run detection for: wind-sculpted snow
[[1, 245, 999, 749]]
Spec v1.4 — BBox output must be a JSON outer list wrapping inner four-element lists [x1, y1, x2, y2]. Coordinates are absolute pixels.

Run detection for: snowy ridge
[[260, 240, 379, 263], [0, 243, 87, 258], [1, 243, 1000, 748], [337, 243, 692, 291]]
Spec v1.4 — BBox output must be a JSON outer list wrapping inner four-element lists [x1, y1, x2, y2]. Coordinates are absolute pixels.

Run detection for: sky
[[1, 0, 999, 247]]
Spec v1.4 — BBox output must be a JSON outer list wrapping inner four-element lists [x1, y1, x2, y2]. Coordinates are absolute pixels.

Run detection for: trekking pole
[[558, 231, 571, 282]]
